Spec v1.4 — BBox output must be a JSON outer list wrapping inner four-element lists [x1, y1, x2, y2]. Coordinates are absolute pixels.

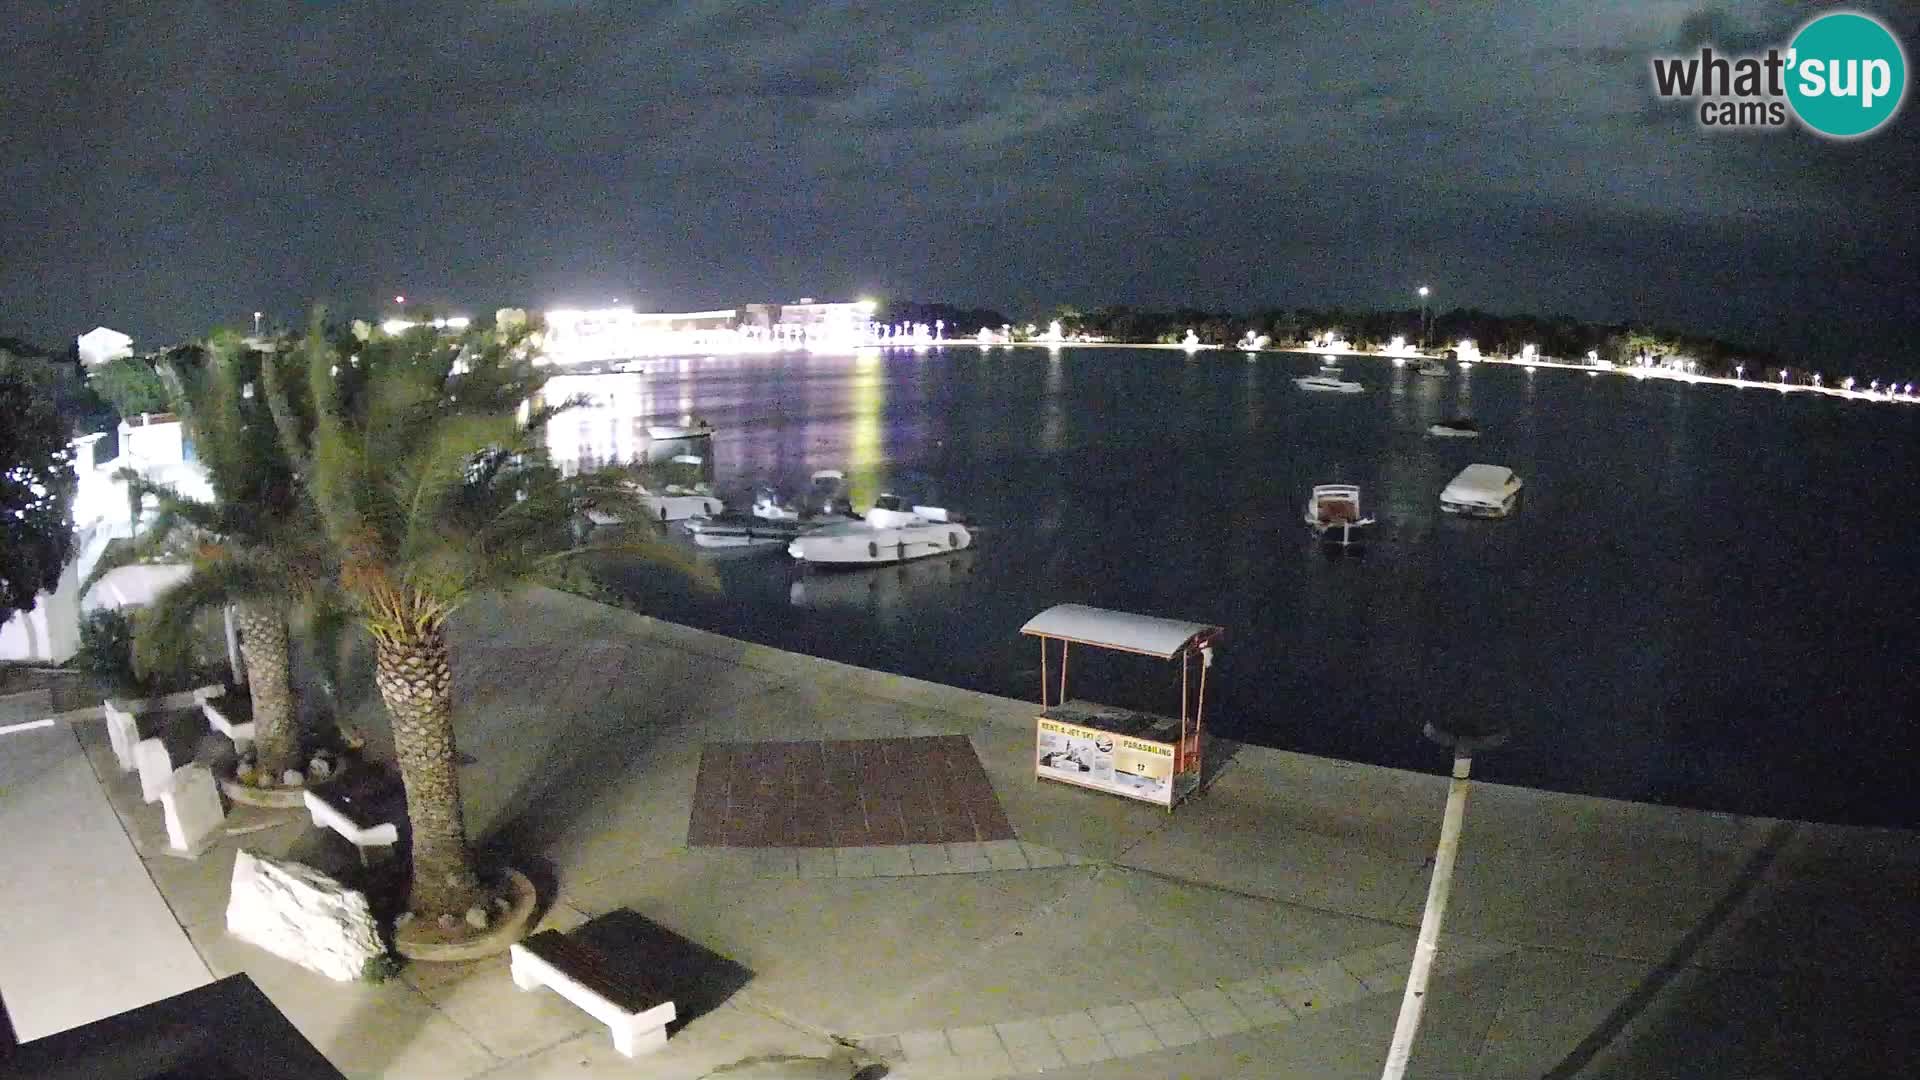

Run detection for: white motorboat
[[787, 495, 972, 566], [1303, 484, 1375, 548], [1295, 373, 1365, 393], [1427, 417, 1481, 438], [644, 484, 724, 522], [647, 415, 714, 440], [584, 453, 722, 525], [585, 480, 723, 525], [1415, 359, 1448, 377], [1440, 464, 1523, 518]]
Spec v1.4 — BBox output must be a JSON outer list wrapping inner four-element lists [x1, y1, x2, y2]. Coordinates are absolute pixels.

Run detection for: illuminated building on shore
[[537, 299, 882, 365], [540, 307, 743, 365]]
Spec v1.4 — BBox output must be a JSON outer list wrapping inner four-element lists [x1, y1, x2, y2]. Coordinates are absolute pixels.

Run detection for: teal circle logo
[[1786, 12, 1907, 138]]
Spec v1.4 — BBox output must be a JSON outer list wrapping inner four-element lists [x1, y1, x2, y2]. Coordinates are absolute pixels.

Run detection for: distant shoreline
[[916, 340, 1919, 407]]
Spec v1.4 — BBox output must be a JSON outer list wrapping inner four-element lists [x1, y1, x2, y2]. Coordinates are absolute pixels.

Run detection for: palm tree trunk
[[373, 626, 484, 921], [232, 601, 300, 779]]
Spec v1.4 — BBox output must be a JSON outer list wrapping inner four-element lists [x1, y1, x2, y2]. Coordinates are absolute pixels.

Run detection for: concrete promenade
[[9, 586, 1916, 1077], [0, 689, 211, 1042]]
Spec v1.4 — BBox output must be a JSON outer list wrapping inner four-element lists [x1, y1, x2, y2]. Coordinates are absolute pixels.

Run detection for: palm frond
[[129, 555, 272, 680], [544, 526, 720, 592], [392, 412, 519, 564]]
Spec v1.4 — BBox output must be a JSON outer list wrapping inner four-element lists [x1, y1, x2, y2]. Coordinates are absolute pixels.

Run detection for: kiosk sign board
[[1036, 718, 1176, 807]]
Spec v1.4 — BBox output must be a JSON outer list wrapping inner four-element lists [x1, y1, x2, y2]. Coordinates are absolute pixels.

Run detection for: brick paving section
[[688, 735, 1015, 847]]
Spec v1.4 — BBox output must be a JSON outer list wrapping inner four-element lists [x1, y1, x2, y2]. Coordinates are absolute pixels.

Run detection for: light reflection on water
[[578, 346, 1920, 827]]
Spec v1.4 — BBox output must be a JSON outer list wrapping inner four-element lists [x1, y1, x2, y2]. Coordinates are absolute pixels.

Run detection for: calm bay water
[[568, 347, 1920, 828]]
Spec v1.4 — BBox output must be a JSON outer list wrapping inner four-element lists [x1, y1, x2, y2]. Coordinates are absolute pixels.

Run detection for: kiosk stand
[[1019, 604, 1224, 810]]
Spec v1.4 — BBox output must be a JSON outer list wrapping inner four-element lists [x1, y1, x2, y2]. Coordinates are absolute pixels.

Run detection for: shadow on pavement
[[1536, 819, 1920, 1077]]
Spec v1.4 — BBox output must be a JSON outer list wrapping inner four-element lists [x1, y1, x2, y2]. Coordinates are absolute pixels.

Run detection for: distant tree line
[[878, 301, 1011, 335], [1034, 305, 1793, 380]]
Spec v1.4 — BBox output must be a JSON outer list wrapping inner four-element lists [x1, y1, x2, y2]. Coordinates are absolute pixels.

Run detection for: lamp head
[[1423, 720, 1508, 753]]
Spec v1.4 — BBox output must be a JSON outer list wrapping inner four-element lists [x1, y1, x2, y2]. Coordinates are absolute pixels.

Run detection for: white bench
[[135, 736, 190, 803], [104, 685, 225, 772], [200, 699, 256, 754], [301, 770, 403, 866], [161, 763, 225, 853], [510, 931, 676, 1057]]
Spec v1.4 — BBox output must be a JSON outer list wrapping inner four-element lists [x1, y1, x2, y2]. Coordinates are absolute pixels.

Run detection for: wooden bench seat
[[510, 930, 677, 1057]]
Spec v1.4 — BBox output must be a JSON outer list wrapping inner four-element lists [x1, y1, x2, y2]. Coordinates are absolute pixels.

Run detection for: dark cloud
[[1, 0, 1914, 372]]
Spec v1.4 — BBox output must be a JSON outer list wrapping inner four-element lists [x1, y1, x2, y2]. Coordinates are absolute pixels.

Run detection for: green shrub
[[359, 952, 404, 983], [75, 609, 141, 692], [75, 607, 224, 696]]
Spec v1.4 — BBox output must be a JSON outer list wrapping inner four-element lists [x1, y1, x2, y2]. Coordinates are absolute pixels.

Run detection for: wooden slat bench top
[[519, 930, 672, 1016]]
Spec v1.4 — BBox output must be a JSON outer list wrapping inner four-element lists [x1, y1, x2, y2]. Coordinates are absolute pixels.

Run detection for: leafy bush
[[89, 356, 172, 418], [359, 952, 404, 983], [75, 606, 224, 696], [75, 609, 141, 692]]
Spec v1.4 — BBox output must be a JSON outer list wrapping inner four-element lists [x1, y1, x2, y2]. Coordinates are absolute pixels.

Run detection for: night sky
[[4, 2, 1916, 370]]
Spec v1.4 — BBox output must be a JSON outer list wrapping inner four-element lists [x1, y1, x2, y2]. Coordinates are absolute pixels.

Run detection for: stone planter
[[394, 867, 537, 963], [217, 756, 354, 810]]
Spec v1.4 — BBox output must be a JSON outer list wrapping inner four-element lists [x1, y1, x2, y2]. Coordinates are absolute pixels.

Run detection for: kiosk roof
[[1020, 604, 1222, 659]]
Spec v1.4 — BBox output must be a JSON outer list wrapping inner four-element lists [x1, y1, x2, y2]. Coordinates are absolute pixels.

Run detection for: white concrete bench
[[161, 763, 225, 853], [510, 931, 676, 1057], [104, 685, 225, 772], [104, 700, 142, 773], [301, 770, 403, 866], [200, 699, 256, 754], [135, 736, 190, 803]]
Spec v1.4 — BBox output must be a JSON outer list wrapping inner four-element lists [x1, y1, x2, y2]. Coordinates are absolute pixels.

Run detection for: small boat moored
[[1295, 372, 1365, 393], [584, 454, 724, 525], [1415, 359, 1448, 377], [1303, 484, 1376, 548], [585, 482, 724, 525], [1427, 417, 1481, 438], [685, 484, 859, 549], [787, 495, 972, 566], [1440, 464, 1523, 518]]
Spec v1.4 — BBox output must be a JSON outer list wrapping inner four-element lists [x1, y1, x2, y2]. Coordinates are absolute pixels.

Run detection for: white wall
[[119, 417, 186, 466], [0, 558, 82, 663]]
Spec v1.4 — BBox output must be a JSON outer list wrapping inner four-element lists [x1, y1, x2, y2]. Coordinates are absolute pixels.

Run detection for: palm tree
[[87, 332, 327, 781], [267, 313, 689, 926]]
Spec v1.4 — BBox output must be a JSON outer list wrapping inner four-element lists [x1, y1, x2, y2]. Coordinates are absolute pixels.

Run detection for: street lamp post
[[1417, 287, 1431, 351], [1379, 720, 1507, 1080]]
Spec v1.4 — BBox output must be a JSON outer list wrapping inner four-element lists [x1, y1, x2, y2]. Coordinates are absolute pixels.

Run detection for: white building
[[740, 299, 878, 349], [538, 307, 742, 365], [76, 326, 134, 368], [537, 300, 881, 365], [0, 417, 211, 664]]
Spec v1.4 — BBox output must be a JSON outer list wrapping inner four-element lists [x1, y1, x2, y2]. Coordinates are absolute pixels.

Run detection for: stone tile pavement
[[6, 585, 1915, 1078]]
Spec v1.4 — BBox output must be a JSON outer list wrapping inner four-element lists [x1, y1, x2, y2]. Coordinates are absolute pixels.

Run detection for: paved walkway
[[0, 689, 211, 1042], [11, 587, 1917, 1077]]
